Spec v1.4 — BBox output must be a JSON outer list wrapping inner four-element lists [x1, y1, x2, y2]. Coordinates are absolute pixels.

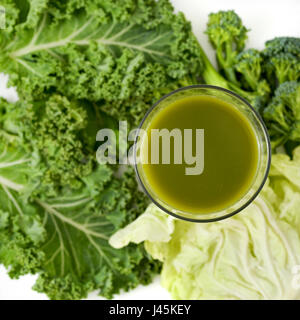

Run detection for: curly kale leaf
[[0, 135, 46, 276], [32, 165, 155, 300], [0, 131, 157, 299], [1, 95, 97, 195], [0, 0, 202, 125]]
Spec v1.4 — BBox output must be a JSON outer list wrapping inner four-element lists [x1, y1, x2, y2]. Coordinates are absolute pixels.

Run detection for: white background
[[0, 0, 299, 300]]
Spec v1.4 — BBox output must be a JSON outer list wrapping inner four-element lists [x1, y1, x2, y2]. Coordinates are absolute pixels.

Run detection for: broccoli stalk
[[198, 10, 270, 111], [197, 45, 230, 89], [197, 42, 269, 111], [205, 10, 248, 86]]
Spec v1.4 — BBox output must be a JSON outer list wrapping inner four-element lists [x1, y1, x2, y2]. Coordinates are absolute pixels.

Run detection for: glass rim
[[134, 84, 271, 223]]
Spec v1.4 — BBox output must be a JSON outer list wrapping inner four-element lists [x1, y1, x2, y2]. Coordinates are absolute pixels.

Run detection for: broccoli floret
[[205, 10, 248, 85], [200, 12, 300, 120], [263, 81, 300, 149], [263, 37, 300, 85], [233, 48, 271, 110], [202, 11, 270, 111], [234, 49, 263, 91]]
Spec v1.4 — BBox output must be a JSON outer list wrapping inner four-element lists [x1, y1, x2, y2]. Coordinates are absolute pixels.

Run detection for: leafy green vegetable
[[2, 95, 97, 195], [0, 110, 159, 299], [0, 133, 39, 195], [110, 147, 300, 300], [0, 0, 202, 126], [32, 166, 160, 300]]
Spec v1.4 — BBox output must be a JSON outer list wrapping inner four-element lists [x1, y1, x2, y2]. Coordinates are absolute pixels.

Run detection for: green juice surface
[[139, 95, 259, 214]]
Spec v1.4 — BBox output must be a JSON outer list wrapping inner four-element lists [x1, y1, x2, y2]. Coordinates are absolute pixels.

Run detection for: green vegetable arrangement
[[0, 0, 299, 300]]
